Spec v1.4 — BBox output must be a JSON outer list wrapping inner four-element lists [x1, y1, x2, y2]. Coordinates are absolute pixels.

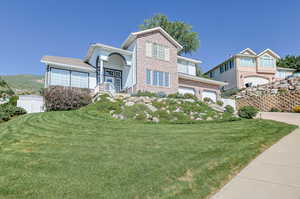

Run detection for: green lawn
[[0, 109, 296, 199]]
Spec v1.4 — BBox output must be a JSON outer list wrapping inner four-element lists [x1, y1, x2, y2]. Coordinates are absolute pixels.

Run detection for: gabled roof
[[41, 56, 95, 72], [121, 27, 183, 51], [257, 48, 280, 59], [239, 48, 257, 55]]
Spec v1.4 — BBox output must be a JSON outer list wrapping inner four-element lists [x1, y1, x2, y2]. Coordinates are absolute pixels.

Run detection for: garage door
[[202, 90, 217, 102], [178, 87, 195, 95], [244, 76, 269, 87]]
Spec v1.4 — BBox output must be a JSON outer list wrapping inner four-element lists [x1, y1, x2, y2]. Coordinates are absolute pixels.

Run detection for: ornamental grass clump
[[238, 106, 259, 119], [293, 106, 300, 113]]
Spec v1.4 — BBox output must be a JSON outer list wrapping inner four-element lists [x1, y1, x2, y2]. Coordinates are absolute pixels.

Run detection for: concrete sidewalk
[[211, 112, 300, 199]]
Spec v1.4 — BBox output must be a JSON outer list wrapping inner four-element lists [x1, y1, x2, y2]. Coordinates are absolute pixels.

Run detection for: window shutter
[[146, 42, 152, 57], [165, 47, 170, 61]]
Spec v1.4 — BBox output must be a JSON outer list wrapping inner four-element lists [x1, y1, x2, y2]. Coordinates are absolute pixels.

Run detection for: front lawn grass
[[0, 109, 297, 199]]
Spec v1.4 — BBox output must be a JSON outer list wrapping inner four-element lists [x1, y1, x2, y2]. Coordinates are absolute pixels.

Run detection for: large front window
[[240, 57, 256, 67], [146, 69, 170, 87], [260, 55, 275, 67], [50, 68, 89, 88]]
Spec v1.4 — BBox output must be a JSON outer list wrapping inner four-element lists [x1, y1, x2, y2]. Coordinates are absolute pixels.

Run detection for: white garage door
[[202, 90, 217, 102], [244, 76, 269, 87], [178, 87, 195, 95]]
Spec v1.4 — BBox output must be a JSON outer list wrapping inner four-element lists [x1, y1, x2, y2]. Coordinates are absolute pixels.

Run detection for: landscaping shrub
[[44, 86, 92, 111], [183, 93, 198, 100], [216, 100, 224, 106], [0, 112, 10, 121], [167, 92, 184, 99], [224, 105, 234, 114], [203, 97, 213, 103], [293, 106, 300, 113], [8, 96, 19, 106], [221, 88, 240, 98], [270, 107, 280, 112], [238, 106, 259, 119], [156, 92, 167, 98], [122, 104, 151, 119], [134, 91, 157, 98]]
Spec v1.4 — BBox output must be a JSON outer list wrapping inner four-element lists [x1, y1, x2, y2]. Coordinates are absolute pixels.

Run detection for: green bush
[[203, 97, 213, 103], [224, 105, 234, 114], [122, 104, 150, 119], [133, 91, 157, 98], [153, 110, 172, 121], [270, 107, 280, 112], [221, 88, 240, 98], [0, 104, 27, 116], [216, 100, 224, 106], [44, 86, 92, 111], [8, 96, 19, 106], [183, 93, 198, 100], [167, 92, 184, 99], [238, 106, 259, 119], [0, 112, 10, 121]]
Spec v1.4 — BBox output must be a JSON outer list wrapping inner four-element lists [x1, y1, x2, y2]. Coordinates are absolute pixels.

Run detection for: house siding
[[135, 31, 178, 94]]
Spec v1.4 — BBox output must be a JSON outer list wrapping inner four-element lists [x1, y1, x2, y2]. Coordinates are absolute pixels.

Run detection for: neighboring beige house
[[41, 27, 226, 102], [205, 48, 296, 90]]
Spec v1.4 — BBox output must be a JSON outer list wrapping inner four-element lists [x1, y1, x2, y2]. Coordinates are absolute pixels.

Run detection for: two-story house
[[41, 27, 226, 102], [205, 48, 295, 90]]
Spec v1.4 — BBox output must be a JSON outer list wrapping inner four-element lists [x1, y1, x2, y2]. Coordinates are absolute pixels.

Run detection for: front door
[[104, 68, 122, 92]]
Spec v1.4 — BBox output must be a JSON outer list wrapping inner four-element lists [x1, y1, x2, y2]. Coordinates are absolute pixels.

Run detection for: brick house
[[41, 27, 226, 102]]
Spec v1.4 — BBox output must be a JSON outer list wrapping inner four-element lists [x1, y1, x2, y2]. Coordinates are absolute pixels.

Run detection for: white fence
[[17, 95, 44, 113]]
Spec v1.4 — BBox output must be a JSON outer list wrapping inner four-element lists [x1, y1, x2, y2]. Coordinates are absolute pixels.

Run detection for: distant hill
[[0, 77, 14, 98], [1, 75, 44, 94]]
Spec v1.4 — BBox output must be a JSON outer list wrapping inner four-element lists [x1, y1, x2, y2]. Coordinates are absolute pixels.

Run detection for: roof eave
[[178, 73, 228, 86]]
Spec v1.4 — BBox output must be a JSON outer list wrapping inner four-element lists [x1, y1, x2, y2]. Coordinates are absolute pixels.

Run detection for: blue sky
[[0, 0, 299, 75]]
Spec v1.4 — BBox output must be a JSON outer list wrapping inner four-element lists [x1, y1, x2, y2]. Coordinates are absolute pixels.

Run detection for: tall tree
[[277, 55, 300, 71], [139, 14, 200, 55]]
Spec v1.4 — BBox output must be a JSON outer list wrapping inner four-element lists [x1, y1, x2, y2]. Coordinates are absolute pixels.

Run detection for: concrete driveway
[[211, 112, 300, 199]]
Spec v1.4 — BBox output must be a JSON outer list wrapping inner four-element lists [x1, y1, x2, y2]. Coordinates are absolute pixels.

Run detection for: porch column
[[100, 59, 104, 84]]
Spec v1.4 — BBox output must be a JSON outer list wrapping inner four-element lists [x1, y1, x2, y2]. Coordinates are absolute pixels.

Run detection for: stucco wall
[[135, 31, 178, 94]]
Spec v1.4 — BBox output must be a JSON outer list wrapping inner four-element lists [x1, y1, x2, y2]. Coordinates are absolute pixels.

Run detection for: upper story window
[[240, 57, 256, 67], [260, 55, 275, 67], [209, 70, 215, 78], [146, 41, 170, 61], [229, 60, 234, 69], [220, 65, 225, 73], [225, 63, 229, 71]]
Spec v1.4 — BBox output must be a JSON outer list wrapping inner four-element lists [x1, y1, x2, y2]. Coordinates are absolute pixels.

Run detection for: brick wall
[[237, 91, 300, 112]]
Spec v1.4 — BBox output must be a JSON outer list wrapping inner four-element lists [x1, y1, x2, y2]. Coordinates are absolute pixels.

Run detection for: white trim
[[277, 67, 296, 71], [177, 56, 202, 64], [257, 48, 280, 59], [93, 43, 132, 56], [178, 72, 227, 86], [240, 48, 257, 55], [121, 27, 183, 51], [41, 60, 95, 72]]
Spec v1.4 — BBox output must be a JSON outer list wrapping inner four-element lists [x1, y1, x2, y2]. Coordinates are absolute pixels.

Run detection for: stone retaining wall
[[237, 91, 300, 112]]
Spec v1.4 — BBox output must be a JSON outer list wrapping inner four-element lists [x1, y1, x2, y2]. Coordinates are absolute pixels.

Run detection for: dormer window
[[260, 55, 275, 67]]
